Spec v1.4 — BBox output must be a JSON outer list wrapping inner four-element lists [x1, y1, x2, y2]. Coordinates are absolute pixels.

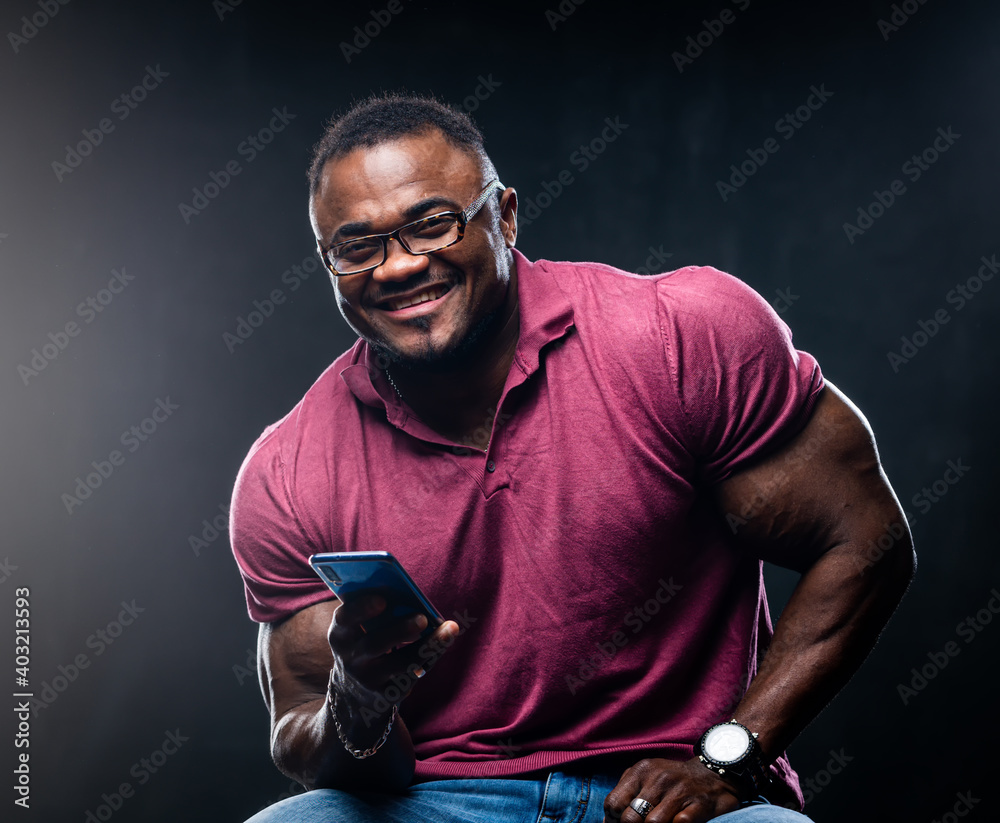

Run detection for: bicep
[[259, 599, 339, 724], [714, 382, 910, 571]]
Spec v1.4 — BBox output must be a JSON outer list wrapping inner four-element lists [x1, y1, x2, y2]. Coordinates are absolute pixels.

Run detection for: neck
[[387, 285, 520, 447]]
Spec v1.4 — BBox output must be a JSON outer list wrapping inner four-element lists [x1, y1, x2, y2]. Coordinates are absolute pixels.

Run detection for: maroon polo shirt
[[231, 250, 823, 806]]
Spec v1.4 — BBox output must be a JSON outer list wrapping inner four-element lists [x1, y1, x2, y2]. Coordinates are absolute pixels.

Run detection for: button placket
[[479, 401, 515, 492]]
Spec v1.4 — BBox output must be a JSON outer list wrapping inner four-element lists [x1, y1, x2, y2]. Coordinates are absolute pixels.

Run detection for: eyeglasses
[[318, 179, 505, 276]]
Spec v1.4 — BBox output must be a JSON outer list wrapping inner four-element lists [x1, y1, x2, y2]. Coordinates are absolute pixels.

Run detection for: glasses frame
[[318, 179, 506, 277]]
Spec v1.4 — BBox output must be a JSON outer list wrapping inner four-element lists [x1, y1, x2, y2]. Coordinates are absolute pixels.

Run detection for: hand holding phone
[[310, 552, 458, 716]]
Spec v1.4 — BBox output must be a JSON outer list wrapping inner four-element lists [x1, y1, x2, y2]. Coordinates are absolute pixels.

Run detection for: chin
[[369, 305, 502, 374], [370, 336, 470, 374]]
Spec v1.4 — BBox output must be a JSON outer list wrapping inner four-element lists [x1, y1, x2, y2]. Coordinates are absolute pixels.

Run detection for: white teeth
[[387, 286, 448, 311]]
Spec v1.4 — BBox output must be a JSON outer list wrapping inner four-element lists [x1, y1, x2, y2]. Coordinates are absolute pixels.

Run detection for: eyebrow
[[331, 195, 463, 242]]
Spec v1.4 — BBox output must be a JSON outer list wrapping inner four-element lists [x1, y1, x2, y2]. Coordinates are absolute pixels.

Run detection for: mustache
[[367, 272, 458, 304]]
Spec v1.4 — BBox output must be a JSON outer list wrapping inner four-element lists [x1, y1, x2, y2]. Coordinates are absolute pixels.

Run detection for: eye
[[335, 238, 381, 262], [410, 215, 456, 238]]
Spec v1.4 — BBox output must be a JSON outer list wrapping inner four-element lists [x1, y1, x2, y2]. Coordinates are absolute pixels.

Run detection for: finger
[[353, 611, 433, 660], [430, 619, 459, 643], [671, 803, 709, 823], [359, 619, 459, 682], [605, 768, 676, 823], [612, 799, 663, 823], [618, 806, 651, 823], [413, 619, 459, 672], [330, 594, 434, 656], [329, 593, 387, 637], [671, 792, 739, 823], [337, 619, 460, 698], [620, 794, 696, 823], [646, 783, 738, 823], [604, 770, 641, 823], [327, 597, 376, 661]]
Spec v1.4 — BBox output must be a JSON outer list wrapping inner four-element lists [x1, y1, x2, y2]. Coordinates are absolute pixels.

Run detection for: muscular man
[[230, 95, 914, 823]]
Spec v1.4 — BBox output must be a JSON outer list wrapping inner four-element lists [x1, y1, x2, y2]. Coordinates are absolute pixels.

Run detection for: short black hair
[[307, 93, 496, 196]]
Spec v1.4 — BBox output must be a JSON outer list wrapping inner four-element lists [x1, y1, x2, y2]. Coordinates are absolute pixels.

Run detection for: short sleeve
[[657, 266, 824, 484], [229, 419, 333, 624]]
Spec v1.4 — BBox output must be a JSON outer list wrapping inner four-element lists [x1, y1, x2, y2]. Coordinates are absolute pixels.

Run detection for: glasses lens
[[401, 215, 460, 253], [331, 238, 383, 274]]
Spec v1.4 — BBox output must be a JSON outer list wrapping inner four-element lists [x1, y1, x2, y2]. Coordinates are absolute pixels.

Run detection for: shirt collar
[[508, 248, 575, 382]]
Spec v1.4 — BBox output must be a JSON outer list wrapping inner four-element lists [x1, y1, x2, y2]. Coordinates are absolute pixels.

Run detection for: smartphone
[[308, 551, 443, 637]]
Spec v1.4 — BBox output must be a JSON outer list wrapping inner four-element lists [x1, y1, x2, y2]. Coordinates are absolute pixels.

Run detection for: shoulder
[[525, 256, 664, 332], [524, 256, 781, 343], [654, 265, 794, 354], [655, 264, 777, 320], [530, 256, 661, 298], [526, 257, 766, 311], [229, 345, 366, 622], [233, 342, 364, 495]]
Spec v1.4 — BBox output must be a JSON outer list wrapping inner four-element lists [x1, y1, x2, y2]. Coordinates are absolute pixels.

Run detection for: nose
[[371, 235, 430, 283]]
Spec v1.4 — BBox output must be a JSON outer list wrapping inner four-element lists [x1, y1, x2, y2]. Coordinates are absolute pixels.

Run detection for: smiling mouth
[[381, 283, 453, 312]]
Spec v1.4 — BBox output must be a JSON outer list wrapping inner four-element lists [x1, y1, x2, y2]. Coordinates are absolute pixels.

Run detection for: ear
[[498, 187, 518, 248]]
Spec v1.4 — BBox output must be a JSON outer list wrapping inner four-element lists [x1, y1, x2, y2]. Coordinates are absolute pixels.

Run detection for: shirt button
[[486, 460, 496, 473]]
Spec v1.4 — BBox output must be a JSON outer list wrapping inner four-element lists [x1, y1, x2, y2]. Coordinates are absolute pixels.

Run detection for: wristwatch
[[697, 719, 771, 797]]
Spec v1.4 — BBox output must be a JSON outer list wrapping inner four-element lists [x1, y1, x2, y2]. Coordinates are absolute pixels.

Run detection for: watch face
[[704, 724, 751, 764]]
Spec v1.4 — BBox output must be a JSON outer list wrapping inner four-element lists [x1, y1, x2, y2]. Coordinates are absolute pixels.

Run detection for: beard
[[367, 299, 505, 375]]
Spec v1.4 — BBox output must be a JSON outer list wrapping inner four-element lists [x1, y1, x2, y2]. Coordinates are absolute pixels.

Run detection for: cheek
[[331, 282, 369, 332], [472, 245, 511, 308], [332, 278, 361, 312]]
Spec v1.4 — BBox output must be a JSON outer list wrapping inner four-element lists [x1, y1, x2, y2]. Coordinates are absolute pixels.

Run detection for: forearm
[[598, 537, 910, 820], [733, 533, 914, 761], [271, 691, 416, 791], [260, 600, 460, 792]]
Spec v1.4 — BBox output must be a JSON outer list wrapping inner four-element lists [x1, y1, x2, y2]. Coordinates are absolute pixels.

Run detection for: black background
[[2, 0, 998, 820]]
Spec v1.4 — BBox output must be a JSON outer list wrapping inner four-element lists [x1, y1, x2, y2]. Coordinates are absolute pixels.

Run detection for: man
[[230, 94, 914, 823]]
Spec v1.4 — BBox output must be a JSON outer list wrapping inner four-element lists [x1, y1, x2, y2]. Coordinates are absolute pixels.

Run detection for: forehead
[[311, 131, 482, 238]]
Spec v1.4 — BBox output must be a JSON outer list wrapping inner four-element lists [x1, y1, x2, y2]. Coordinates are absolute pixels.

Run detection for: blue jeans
[[245, 771, 814, 822]]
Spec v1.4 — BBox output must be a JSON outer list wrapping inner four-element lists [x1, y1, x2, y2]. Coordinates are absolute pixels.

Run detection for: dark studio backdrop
[[1, 0, 997, 820]]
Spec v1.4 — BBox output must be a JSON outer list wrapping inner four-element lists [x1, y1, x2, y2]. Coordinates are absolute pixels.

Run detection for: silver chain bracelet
[[327, 688, 398, 760]]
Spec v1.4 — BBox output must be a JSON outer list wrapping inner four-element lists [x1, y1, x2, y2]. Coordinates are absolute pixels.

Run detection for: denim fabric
[[245, 772, 814, 823]]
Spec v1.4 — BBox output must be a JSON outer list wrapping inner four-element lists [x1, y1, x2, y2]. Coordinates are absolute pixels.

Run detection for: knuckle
[[632, 757, 659, 775]]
